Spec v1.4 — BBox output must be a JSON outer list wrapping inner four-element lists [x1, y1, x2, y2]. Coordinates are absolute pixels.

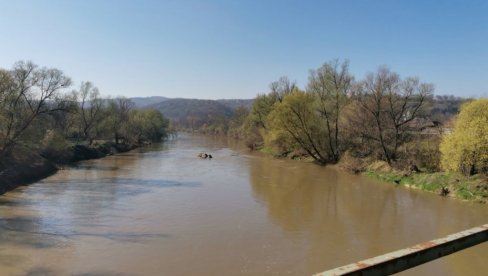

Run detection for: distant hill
[[216, 99, 254, 110], [130, 96, 169, 108], [132, 96, 253, 130], [130, 96, 253, 109], [146, 98, 235, 128]]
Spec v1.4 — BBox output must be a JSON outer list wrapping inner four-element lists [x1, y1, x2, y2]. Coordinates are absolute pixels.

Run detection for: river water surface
[[1, 134, 487, 275]]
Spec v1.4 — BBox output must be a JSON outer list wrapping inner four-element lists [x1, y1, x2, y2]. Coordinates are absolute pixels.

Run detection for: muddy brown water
[[0, 134, 487, 276]]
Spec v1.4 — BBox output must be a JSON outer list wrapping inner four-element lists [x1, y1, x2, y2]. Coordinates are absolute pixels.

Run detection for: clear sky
[[0, 0, 487, 99]]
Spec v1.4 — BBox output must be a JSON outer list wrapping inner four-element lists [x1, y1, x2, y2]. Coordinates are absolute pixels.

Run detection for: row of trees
[[227, 59, 487, 176], [233, 60, 434, 168], [0, 61, 170, 159]]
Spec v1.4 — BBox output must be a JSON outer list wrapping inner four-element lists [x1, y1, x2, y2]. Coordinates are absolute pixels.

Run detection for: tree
[[248, 94, 275, 130], [127, 109, 169, 143], [269, 76, 296, 103], [440, 99, 488, 175], [74, 81, 104, 144], [0, 61, 71, 155], [227, 106, 250, 139], [353, 67, 433, 164], [307, 60, 353, 161], [44, 92, 79, 138], [242, 77, 297, 149], [105, 97, 134, 144], [268, 90, 329, 163], [249, 76, 296, 130]]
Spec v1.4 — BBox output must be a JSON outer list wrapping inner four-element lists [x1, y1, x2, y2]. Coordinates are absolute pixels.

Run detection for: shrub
[[440, 99, 488, 175]]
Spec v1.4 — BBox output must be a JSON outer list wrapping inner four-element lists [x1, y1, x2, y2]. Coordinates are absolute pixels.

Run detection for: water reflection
[[248, 154, 488, 274], [0, 148, 206, 275], [0, 134, 486, 275]]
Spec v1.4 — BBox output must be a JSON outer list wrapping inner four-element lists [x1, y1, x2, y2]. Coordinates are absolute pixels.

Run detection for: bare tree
[[307, 60, 353, 162], [74, 81, 103, 144], [269, 76, 296, 103], [354, 67, 433, 164], [106, 97, 134, 144], [0, 61, 71, 155]]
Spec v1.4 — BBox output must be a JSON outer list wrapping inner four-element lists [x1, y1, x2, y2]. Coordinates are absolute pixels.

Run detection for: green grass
[[258, 146, 280, 156], [366, 170, 488, 203]]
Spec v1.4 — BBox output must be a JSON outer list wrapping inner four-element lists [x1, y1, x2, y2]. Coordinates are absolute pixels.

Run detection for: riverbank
[[337, 156, 488, 204], [364, 167, 488, 204], [257, 146, 488, 203], [0, 142, 136, 195]]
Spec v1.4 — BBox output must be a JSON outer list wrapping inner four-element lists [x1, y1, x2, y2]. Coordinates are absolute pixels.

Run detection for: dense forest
[[0, 61, 170, 171]]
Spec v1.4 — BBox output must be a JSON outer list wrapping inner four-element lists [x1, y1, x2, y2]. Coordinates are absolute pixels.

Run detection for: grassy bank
[[364, 164, 488, 203], [258, 147, 488, 204], [333, 153, 488, 204]]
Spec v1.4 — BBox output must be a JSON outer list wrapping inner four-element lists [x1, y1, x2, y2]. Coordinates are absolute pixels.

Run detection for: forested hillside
[[130, 96, 168, 107]]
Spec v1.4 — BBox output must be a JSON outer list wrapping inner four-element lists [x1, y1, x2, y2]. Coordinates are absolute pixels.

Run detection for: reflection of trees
[[44, 153, 140, 218], [247, 157, 412, 269], [248, 155, 488, 273], [0, 152, 141, 250], [250, 158, 339, 233]]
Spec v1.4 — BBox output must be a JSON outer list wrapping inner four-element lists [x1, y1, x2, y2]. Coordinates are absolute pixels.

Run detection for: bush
[[404, 136, 441, 172], [440, 99, 488, 175], [40, 130, 72, 163]]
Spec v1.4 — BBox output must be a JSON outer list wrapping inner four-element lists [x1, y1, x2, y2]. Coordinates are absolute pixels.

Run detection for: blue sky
[[0, 0, 487, 99]]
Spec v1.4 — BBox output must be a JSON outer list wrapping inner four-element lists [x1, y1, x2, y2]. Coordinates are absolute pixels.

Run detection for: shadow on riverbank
[[0, 142, 136, 195]]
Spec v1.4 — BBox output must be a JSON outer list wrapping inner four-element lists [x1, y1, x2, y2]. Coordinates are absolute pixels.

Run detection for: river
[[0, 134, 487, 275]]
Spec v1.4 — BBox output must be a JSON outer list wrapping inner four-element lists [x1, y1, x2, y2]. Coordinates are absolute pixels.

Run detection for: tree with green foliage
[[243, 77, 297, 149], [248, 76, 296, 129], [440, 99, 488, 175], [268, 90, 330, 163], [127, 109, 169, 143]]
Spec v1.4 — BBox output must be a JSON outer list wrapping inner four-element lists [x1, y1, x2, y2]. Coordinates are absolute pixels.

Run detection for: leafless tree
[[106, 97, 134, 144], [307, 60, 353, 161], [269, 76, 296, 103], [354, 67, 433, 164], [74, 81, 103, 144], [0, 61, 71, 155]]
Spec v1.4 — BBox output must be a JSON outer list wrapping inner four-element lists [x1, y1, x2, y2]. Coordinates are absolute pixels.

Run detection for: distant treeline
[[147, 98, 253, 134], [0, 61, 170, 161]]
